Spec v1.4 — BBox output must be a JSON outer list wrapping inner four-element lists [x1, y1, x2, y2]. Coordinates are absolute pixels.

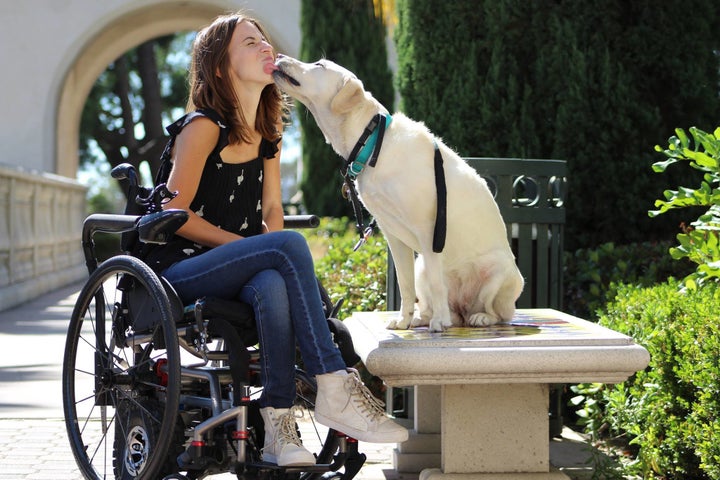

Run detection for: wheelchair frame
[[62, 164, 366, 480]]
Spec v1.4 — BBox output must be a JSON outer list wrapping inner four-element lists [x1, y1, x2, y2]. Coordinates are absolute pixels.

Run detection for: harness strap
[[432, 140, 447, 253], [342, 174, 376, 251], [368, 115, 387, 168]]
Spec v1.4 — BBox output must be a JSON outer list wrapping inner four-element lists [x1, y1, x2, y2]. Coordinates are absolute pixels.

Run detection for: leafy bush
[[650, 126, 720, 289], [572, 280, 720, 479], [563, 241, 693, 321], [301, 217, 388, 319]]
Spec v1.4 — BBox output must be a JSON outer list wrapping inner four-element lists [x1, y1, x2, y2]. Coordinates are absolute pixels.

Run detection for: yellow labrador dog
[[273, 55, 523, 332]]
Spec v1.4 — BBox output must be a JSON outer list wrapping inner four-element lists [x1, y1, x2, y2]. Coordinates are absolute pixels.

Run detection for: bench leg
[[394, 385, 442, 472], [417, 383, 570, 480]]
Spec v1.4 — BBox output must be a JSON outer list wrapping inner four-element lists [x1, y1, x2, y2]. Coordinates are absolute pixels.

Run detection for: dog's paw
[[387, 314, 411, 330], [410, 315, 429, 328], [428, 317, 452, 332], [410, 306, 431, 328], [467, 312, 500, 327]]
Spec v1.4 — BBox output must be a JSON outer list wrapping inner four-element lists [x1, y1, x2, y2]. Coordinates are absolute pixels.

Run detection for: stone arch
[[55, 1, 298, 178]]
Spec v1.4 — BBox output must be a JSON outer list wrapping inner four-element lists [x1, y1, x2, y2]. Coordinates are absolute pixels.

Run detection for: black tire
[[63, 255, 181, 480]]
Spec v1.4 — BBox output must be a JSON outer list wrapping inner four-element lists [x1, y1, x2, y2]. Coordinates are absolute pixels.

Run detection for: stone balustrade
[[0, 164, 87, 311]]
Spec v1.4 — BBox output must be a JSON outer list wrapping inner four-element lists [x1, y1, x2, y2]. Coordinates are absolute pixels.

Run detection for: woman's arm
[[261, 138, 285, 233], [163, 117, 245, 247]]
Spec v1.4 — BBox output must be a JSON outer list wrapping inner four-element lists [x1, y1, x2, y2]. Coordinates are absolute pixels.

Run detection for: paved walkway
[[0, 283, 598, 479]]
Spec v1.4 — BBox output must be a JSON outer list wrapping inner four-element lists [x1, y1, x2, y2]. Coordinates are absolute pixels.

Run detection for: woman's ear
[[330, 78, 365, 114]]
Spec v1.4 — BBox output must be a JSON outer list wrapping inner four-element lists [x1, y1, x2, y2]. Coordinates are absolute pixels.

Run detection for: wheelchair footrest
[[244, 461, 337, 473]]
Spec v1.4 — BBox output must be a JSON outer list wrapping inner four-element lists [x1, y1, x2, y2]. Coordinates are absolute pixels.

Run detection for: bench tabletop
[[345, 309, 650, 386]]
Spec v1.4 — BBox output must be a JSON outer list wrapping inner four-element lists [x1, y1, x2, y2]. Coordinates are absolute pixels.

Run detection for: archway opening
[[56, 2, 297, 179]]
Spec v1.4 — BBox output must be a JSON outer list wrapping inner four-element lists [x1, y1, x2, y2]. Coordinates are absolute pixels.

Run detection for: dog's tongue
[[264, 62, 279, 74]]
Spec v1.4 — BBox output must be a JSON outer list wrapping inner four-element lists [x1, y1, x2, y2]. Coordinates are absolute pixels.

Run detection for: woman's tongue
[[264, 62, 279, 74]]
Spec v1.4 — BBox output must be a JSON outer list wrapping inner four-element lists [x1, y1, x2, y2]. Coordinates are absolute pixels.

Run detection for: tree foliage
[[650, 126, 720, 289], [298, 0, 394, 217], [394, 0, 720, 250], [80, 34, 191, 195]]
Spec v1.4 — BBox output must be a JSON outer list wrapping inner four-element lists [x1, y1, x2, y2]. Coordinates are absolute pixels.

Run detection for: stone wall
[[0, 165, 87, 311]]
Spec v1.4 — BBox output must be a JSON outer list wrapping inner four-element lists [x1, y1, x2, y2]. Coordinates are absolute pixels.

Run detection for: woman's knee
[[275, 230, 312, 259]]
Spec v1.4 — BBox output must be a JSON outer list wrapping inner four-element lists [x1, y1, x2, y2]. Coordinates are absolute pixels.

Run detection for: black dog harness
[[341, 113, 447, 253], [431, 140, 447, 253]]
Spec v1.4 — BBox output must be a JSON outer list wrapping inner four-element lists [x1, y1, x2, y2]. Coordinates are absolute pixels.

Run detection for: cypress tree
[[394, 0, 720, 249], [298, 0, 393, 216]]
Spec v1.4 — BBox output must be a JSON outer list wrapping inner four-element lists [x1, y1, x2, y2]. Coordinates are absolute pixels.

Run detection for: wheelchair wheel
[[63, 255, 181, 480]]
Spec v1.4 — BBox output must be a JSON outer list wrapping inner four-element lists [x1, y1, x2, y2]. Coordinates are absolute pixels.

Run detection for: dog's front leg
[[420, 251, 452, 332], [384, 234, 416, 330]]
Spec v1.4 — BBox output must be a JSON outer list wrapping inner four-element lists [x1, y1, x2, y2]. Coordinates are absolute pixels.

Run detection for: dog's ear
[[330, 77, 365, 114]]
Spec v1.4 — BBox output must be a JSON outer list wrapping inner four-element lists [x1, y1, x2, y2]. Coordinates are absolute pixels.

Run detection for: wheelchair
[[62, 164, 367, 480]]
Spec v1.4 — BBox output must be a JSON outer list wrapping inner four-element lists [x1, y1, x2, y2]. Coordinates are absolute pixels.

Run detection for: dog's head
[[273, 55, 384, 153], [273, 55, 366, 113]]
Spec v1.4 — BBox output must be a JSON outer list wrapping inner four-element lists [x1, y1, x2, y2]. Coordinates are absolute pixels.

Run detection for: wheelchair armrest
[[82, 209, 189, 245], [137, 209, 189, 244], [284, 214, 320, 229], [82, 213, 140, 243]]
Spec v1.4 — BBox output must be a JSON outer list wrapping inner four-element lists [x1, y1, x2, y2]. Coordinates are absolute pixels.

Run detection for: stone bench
[[345, 309, 650, 480]]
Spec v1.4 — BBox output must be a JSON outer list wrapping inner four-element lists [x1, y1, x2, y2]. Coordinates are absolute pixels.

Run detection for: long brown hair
[[187, 12, 286, 144]]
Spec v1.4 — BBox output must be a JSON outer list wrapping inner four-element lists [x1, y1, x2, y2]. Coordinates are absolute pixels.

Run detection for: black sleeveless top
[[145, 108, 279, 272]]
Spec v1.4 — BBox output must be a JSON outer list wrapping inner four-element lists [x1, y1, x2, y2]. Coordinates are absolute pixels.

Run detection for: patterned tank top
[[145, 108, 279, 272]]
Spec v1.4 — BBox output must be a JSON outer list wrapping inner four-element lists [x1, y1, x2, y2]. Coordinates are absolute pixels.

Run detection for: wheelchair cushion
[[192, 297, 258, 347]]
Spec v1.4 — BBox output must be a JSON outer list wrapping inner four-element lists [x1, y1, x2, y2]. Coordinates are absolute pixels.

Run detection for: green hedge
[[302, 217, 388, 319], [563, 241, 694, 320], [573, 280, 720, 479]]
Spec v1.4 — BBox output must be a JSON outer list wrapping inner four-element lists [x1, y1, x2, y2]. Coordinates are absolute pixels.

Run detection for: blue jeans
[[161, 230, 346, 408]]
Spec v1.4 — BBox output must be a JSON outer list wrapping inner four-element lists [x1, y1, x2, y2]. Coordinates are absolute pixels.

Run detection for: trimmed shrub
[[302, 217, 388, 319], [573, 280, 720, 479], [563, 241, 694, 320], [394, 0, 720, 251]]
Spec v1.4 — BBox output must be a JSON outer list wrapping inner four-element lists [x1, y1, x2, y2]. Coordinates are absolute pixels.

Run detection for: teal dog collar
[[346, 113, 392, 179]]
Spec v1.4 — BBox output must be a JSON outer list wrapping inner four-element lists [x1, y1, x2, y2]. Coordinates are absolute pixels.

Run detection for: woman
[[146, 12, 408, 467]]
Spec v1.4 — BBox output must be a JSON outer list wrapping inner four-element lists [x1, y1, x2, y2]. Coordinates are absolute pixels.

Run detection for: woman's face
[[225, 20, 276, 88]]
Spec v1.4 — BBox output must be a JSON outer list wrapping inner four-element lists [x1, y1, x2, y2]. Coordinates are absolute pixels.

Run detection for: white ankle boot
[[259, 406, 316, 466], [314, 369, 409, 443]]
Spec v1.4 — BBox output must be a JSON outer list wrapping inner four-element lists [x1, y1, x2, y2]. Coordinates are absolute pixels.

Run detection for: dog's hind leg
[[467, 267, 522, 326], [492, 269, 524, 321], [385, 234, 417, 330]]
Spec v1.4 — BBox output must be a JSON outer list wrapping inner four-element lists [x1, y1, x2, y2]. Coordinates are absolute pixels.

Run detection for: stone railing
[[0, 164, 87, 311]]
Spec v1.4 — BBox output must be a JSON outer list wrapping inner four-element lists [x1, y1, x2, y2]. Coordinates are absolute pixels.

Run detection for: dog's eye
[[314, 61, 326, 69]]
